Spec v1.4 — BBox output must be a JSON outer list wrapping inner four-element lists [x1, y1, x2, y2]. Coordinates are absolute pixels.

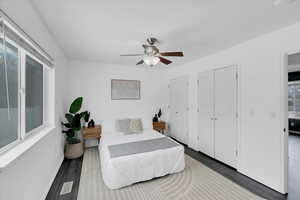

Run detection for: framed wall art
[[111, 79, 141, 100]]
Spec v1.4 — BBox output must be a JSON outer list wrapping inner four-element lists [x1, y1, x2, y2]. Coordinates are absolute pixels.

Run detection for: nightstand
[[83, 125, 101, 147], [153, 121, 166, 134]]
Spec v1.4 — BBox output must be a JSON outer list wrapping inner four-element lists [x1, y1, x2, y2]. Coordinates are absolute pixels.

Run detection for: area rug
[[77, 148, 264, 200]]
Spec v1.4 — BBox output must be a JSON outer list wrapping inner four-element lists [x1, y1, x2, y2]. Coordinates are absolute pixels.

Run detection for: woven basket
[[65, 142, 84, 159]]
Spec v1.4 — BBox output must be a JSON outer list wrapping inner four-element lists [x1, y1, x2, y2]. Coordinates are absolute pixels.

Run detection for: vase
[[153, 115, 158, 122]]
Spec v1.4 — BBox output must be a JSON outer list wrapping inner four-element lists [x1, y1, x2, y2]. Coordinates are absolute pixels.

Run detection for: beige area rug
[[77, 148, 264, 200]]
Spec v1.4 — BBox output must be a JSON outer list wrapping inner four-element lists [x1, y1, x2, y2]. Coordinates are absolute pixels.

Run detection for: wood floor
[[185, 147, 287, 200], [46, 135, 300, 200], [288, 134, 300, 200], [45, 156, 83, 200]]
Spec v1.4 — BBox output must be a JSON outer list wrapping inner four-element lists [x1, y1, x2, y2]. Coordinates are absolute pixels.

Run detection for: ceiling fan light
[[143, 56, 160, 66]]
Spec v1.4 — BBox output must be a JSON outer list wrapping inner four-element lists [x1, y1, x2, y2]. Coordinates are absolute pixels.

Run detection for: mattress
[[99, 129, 185, 189]]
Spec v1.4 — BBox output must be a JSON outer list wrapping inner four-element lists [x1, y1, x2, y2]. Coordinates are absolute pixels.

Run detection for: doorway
[[284, 51, 300, 199], [169, 76, 189, 145]]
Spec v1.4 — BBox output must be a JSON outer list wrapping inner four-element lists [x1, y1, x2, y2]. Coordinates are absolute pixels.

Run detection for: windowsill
[[0, 125, 56, 172]]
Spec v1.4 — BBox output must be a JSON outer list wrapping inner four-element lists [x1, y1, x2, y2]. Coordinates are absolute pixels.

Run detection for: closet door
[[169, 76, 189, 144], [197, 71, 214, 157], [214, 66, 238, 168]]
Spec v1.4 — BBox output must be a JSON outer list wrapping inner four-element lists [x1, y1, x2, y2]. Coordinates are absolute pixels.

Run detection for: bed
[[99, 119, 185, 189]]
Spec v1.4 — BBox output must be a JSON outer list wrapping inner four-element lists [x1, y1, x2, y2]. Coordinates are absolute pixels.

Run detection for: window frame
[[0, 32, 52, 154]]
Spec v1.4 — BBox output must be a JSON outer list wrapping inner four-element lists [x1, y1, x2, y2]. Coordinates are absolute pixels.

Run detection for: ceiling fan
[[120, 38, 184, 66]]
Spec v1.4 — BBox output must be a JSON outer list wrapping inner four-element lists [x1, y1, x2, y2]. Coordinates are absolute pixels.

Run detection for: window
[[25, 55, 44, 133], [288, 82, 300, 113], [0, 16, 54, 153], [288, 84, 294, 112], [0, 39, 19, 149]]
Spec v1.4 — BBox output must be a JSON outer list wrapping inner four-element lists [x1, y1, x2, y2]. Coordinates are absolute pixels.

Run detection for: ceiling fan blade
[[160, 52, 184, 57], [120, 54, 144, 56], [159, 57, 172, 65], [136, 60, 144, 65]]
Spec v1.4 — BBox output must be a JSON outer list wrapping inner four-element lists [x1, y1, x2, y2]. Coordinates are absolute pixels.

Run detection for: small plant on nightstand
[[61, 97, 89, 159]]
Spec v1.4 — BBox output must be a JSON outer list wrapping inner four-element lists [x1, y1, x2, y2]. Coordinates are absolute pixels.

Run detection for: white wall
[[165, 22, 300, 193], [66, 61, 168, 126], [0, 0, 68, 200]]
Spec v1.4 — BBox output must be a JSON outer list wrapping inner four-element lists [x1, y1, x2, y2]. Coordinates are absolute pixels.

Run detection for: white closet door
[[214, 66, 237, 168], [197, 71, 215, 157], [169, 76, 189, 144]]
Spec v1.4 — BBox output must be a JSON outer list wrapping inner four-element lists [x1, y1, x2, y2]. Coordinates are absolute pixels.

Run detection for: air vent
[[60, 181, 73, 195]]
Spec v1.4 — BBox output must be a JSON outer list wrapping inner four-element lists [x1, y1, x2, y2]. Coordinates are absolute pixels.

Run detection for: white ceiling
[[31, 0, 300, 67]]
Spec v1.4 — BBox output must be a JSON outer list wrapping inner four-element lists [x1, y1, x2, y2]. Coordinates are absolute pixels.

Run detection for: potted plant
[[61, 97, 89, 159]]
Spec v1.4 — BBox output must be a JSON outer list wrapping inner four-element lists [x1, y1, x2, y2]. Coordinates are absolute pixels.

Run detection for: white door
[[169, 76, 189, 144], [197, 71, 215, 157], [214, 66, 238, 168]]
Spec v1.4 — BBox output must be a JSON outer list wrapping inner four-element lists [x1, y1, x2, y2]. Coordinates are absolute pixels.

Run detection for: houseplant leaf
[[69, 97, 83, 114], [81, 111, 90, 123], [61, 122, 71, 128], [63, 129, 75, 138], [67, 137, 80, 144], [72, 114, 82, 131], [65, 113, 74, 124]]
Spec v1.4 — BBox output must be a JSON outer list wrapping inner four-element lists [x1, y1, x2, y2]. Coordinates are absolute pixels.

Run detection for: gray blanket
[[108, 137, 180, 158]]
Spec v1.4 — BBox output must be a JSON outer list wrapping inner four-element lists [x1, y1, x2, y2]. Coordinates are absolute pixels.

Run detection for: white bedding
[[99, 129, 185, 189]]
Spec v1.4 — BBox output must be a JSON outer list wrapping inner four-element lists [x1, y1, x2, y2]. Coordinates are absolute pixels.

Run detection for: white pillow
[[115, 119, 131, 133], [102, 117, 152, 133], [129, 119, 143, 133]]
